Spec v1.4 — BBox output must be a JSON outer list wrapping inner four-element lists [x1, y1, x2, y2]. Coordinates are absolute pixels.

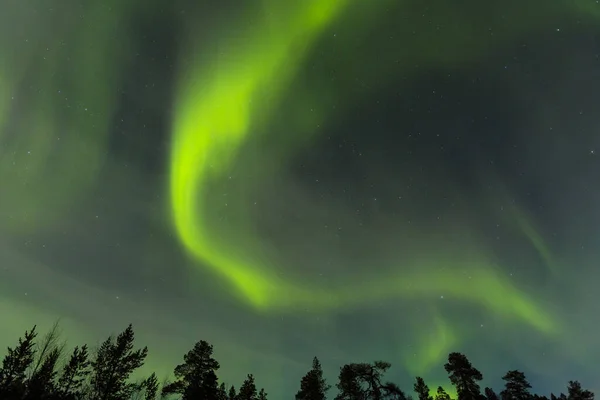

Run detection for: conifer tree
[[259, 388, 268, 400], [161, 340, 220, 400], [335, 364, 363, 400], [29, 321, 63, 380], [335, 361, 403, 400], [24, 347, 61, 400], [501, 371, 532, 400], [89, 324, 148, 400], [229, 385, 238, 400], [382, 382, 410, 400], [485, 388, 500, 400], [444, 353, 483, 400], [218, 382, 229, 400], [567, 381, 594, 400], [414, 377, 433, 400], [143, 373, 159, 400], [296, 357, 330, 400], [57, 345, 91, 399], [0, 326, 37, 399], [238, 374, 258, 400], [435, 387, 452, 400]]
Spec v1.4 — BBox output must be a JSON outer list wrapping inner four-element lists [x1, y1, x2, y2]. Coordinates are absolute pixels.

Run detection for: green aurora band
[[168, 0, 600, 374], [2, 0, 597, 381], [167, 0, 581, 364]]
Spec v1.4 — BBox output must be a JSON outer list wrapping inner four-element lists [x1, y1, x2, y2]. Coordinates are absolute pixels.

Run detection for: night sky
[[1, 0, 600, 398]]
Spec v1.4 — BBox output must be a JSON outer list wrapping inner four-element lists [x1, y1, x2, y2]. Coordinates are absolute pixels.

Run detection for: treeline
[[0, 324, 593, 400]]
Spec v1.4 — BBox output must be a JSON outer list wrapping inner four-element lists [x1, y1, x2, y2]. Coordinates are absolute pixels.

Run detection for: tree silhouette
[[142, 372, 159, 400], [567, 381, 593, 400], [335, 361, 406, 400], [218, 382, 229, 400], [551, 394, 568, 400], [238, 374, 258, 400], [444, 353, 483, 400], [296, 357, 330, 400], [29, 321, 63, 380], [23, 347, 60, 400], [414, 377, 432, 400], [229, 385, 238, 400], [335, 364, 363, 400], [162, 340, 220, 400], [485, 388, 500, 400], [501, 371, 532, 400], [381, 382, 410, 400], [56, 345, 91, 399], [259, 388, 268, 400], [435, 387, 452, 400], [0, 326, 37, 400], [0, 321, 595, 400], [89, 324, 148, 400]]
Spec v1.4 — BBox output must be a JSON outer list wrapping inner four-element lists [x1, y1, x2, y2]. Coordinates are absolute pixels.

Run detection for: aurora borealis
[[2, 0, 600, 397]]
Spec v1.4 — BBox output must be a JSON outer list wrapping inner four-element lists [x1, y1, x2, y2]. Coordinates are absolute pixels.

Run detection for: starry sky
[[1, 0, 600, 397]]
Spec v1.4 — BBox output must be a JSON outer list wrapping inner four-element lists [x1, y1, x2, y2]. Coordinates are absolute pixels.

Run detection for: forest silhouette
[[0, 323, 593, 400]]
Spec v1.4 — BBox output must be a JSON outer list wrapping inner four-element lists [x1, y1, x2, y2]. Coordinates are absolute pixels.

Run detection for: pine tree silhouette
[[381, 382, 410, 400], [142, 372, 159, 400], [414, 377, 433, 400], [229, 385, 238, 400], [335, 361, 405, 400], [259, 387, 268, 400], [24, 347, 60, 400], [335, 364, 363, 400], [435, 387, 452, 400], [296, 357, 330, 400], [238, 374, 258, 400], [567, 381, 594, 400], [444, 353, 483, 400], [89, 324, 148, 400], [162, 340, 220, 400], [0, 326, 37, 400], [501, 371, 532, 400], [218, 382, 229, 400], [0, 322, 595, 400], [485, 388, 500, 400], [56, 345, 91, 399]]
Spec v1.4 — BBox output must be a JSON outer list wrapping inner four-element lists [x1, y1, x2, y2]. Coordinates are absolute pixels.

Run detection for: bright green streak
[[170, 0, 351, 305], [170, 0, 556, 337]]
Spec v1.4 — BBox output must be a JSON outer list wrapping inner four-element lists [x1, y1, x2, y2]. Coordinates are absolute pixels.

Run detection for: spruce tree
[[0, 326, 37, 399], [229, 385, 238, 400], [501, 371, 532, 400], [56, 345, 91, 399], [143, 373, 159, 400], [567, 381, 594, 400], [218, 382, 228, 400], [238, 374, 258, 400], [24, 347, 61, 400], [259, 388, 268, 400], [89, 324, 148, 400], [435, 387, 452, 400], [414, 377, 433, 400], [444, 353, 483, 400], [296, 357, 330, 400], [485, 388, 500, 400]]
